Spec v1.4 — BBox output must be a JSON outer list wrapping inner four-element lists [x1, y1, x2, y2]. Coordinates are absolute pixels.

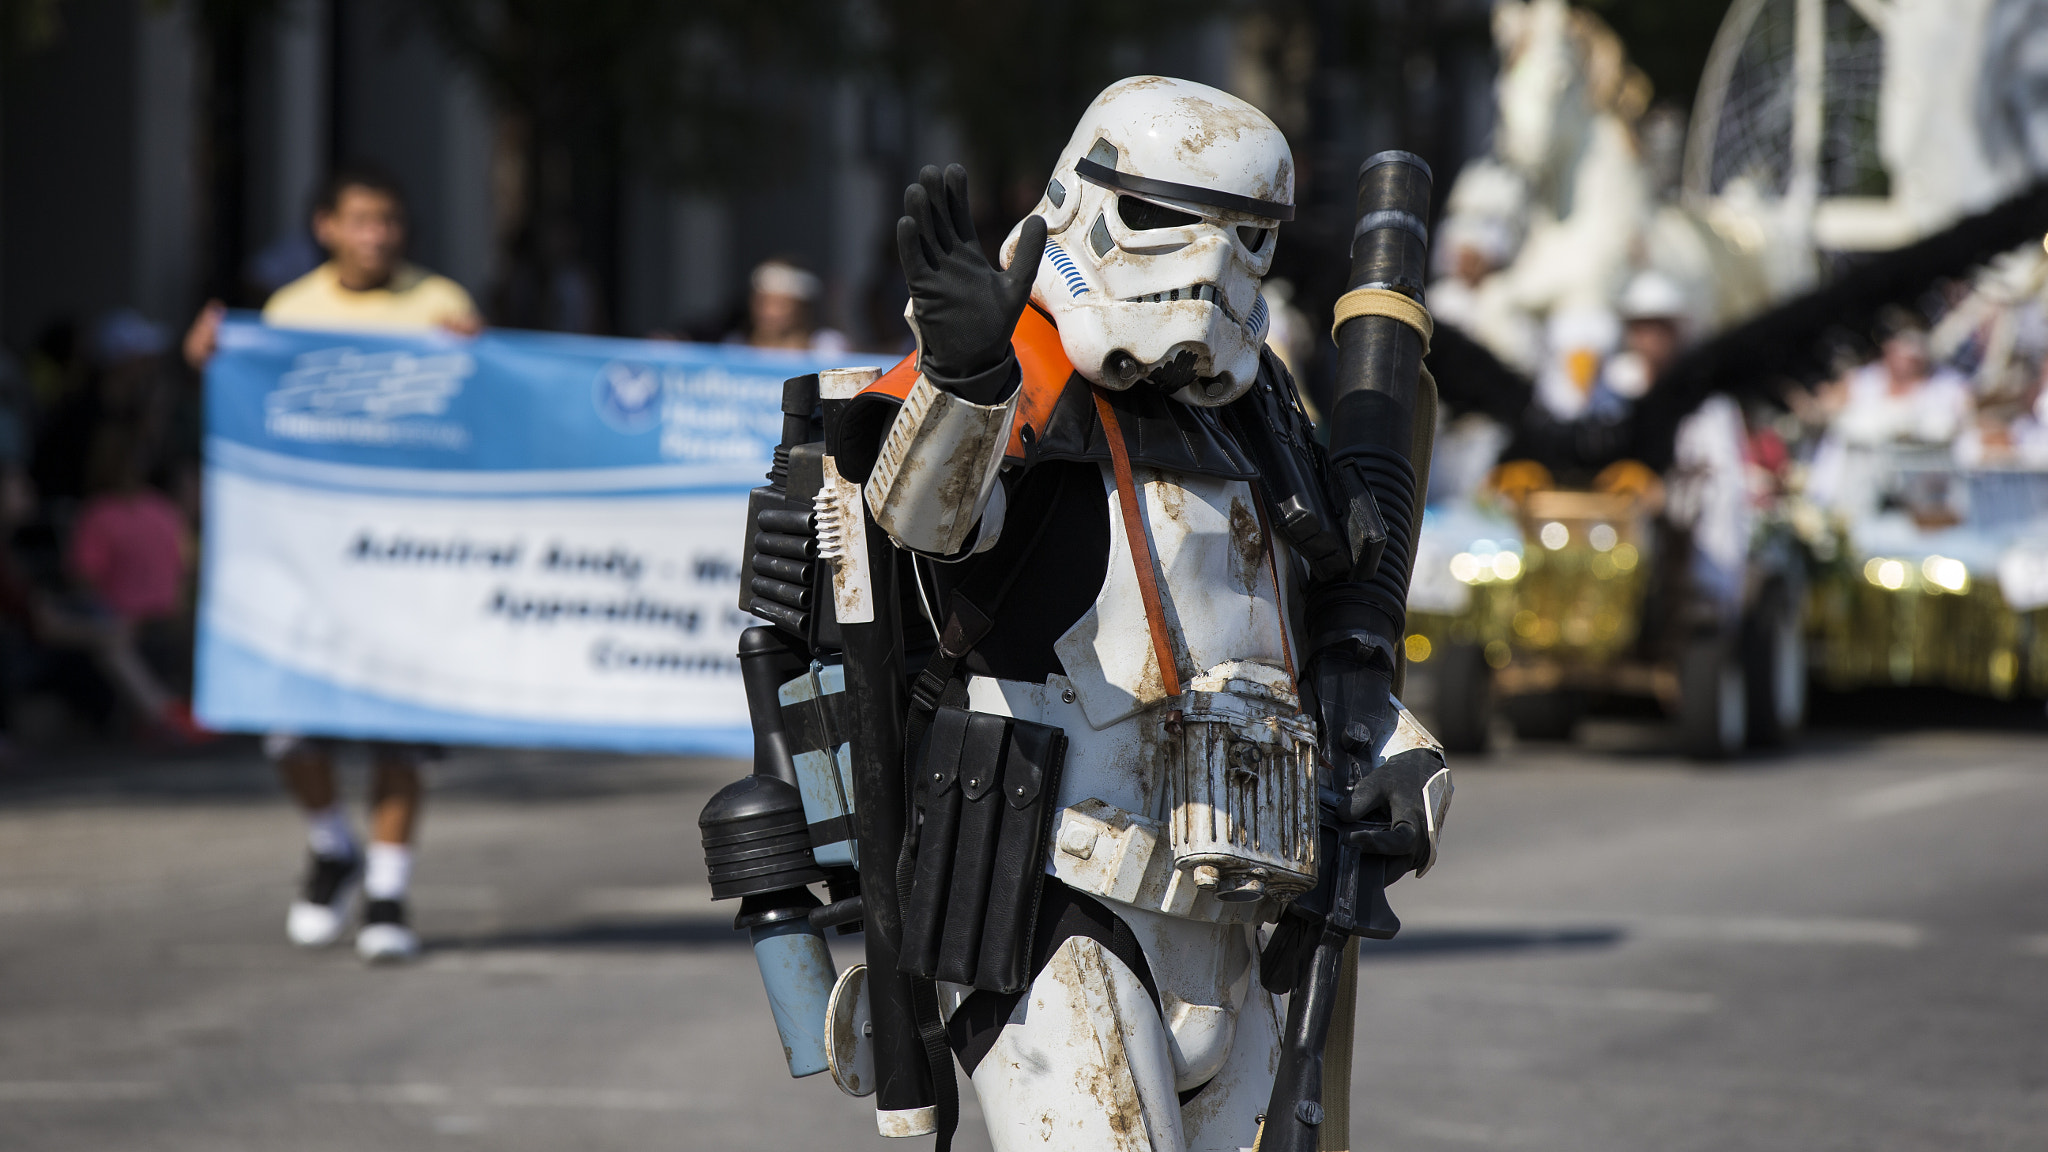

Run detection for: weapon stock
[[1258, 671, 1404, 1152], [1260, 840, 1397, 1152]]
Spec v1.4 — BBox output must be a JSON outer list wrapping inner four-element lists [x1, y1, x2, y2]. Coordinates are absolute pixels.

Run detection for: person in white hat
[[737, 259, 847, 353], [1594, 268, 1693, 418]]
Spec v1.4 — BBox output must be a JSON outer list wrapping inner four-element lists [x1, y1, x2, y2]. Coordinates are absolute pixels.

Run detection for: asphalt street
[[1, 703, 2044, 1152]]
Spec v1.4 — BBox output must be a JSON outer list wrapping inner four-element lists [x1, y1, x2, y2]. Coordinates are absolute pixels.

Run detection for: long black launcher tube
[[835, 487, 934, 1120], [1322, 150, 1435, 653]]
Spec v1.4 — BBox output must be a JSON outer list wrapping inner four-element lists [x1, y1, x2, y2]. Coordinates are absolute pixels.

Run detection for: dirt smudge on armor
[[1060, 942, 1150, 1147], [1168, 96, 1278, 158], [1149, 475, 1188, 525], [1133, 643, 1168, 709], [1229, 497, 1263, 594], [1077, 1063, 1143, 1143]]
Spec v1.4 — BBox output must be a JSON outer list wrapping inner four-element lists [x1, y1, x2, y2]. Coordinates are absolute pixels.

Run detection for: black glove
[[1314, 641, 1442, 879], [1339, 745, 1446, 878], [895, 163, 1047, 403]]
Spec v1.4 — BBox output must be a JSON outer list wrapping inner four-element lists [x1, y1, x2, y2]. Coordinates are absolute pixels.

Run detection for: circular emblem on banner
[[594, 361, 662, 432]]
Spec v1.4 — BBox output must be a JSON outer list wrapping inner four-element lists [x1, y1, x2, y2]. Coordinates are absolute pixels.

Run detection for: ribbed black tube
[[1322, 151, 1434, 656], [1344, 450, 1416, 637]]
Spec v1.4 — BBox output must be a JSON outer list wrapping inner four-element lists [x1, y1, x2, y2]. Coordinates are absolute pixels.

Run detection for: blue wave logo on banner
[[264, 346, 475, 451], [594, 360, 662, 433]]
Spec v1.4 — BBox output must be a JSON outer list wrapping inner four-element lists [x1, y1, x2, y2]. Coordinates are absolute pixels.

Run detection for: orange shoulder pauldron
[[857, 305, 1075, 462]]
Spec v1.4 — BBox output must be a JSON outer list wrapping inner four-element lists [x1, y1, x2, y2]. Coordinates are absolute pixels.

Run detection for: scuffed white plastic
[[1000, 76, 1292, 406], [863, 374, 1017, 557]]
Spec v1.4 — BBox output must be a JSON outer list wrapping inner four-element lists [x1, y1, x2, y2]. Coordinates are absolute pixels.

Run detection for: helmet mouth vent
[[1123, 283, 1221, 306], [1121, 284, 1262, 337]]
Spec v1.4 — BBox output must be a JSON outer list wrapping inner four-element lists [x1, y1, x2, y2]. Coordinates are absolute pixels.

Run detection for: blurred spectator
[[733, 259, 847, 352], [1832, 308, 1973, 449], [36, 311, 176, 512], [1807, 308, 1975, 513], [1604, 271, 1751, 612], [184, 163, 480, 365], [69, 426, 186, 630], [183, 163, 472, 965], [1959, 372, 2048, 466], [1428, 159, 1527, 340], [1429, 213, 1517, 336], [58, 422, 201, 739], [0, 445, 198, 752], [1594, 270, 1690, 417]]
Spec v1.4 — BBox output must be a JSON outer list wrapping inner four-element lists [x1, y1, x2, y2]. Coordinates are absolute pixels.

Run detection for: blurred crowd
[[0, 308, 208, 758], [1801, 253, 2048, 496]]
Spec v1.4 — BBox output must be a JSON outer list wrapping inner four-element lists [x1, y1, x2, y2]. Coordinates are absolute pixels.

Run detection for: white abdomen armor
[[969, 464, 1317, 923]]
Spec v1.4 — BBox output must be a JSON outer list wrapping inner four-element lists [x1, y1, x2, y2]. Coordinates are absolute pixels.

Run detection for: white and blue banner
[[197, 316, 867, 755]]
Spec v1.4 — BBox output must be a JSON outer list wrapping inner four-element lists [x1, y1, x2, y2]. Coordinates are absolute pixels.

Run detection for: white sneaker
[[356, 900, 421, 964], [286, 852, 359, 948]]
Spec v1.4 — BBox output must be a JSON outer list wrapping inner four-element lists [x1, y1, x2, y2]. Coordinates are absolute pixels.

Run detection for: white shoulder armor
[[863, 373, 1017, 556]]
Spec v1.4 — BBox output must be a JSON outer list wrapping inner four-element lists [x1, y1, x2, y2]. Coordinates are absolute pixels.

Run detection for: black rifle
[[1262, 149, 1435, 1152]]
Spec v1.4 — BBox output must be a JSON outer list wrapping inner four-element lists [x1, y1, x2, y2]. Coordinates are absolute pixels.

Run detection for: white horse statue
[[1439, 0, 1773, 388], [1438, 0, 1649, 376]]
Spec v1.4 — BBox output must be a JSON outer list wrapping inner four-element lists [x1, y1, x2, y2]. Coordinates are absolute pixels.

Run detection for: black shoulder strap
[[891, 465, 1072, 1152]]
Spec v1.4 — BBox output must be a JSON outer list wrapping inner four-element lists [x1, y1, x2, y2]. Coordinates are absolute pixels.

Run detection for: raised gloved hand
[[895, 164, 1046, 402]]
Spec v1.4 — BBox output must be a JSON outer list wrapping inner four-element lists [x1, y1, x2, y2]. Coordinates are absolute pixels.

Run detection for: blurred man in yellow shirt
[[186, 166, 478, 963], [187, 166, 480, 354]]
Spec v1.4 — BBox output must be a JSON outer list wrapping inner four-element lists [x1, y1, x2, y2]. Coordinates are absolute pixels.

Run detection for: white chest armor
[[968, 464, 1319, 924]]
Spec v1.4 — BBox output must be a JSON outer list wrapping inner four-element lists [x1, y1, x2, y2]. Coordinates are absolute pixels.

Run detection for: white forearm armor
[[1383, 699, 1453, 877], [864, 373, 1017, 556]]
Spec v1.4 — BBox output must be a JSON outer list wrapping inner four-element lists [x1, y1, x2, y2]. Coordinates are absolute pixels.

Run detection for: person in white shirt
[[1808, 309, 1976, 514]]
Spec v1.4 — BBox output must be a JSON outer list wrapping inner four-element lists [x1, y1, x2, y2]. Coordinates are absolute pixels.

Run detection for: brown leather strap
[[1091, 388, 1183, 700]]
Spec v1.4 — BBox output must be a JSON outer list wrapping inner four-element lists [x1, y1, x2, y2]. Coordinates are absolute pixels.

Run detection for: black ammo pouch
[[898, 705, 1067, 994]]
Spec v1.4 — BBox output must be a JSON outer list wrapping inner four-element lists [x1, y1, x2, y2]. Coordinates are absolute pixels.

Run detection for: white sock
[[306, 806, 357, 860], [363, 842, 413, 902]]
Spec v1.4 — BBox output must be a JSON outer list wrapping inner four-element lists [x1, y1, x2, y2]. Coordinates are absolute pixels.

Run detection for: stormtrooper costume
[[846, 78, 1452, 1152]]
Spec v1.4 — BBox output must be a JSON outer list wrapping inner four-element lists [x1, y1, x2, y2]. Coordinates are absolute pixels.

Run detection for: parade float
[[1411, 0, 2048, 756]]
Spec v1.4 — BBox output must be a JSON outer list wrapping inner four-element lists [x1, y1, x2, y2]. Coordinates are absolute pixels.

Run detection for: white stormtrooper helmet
[[1000, 76, 1293, 406]]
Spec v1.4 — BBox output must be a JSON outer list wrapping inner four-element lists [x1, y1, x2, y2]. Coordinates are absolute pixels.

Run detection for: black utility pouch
[[899, 706, 1067, 994]]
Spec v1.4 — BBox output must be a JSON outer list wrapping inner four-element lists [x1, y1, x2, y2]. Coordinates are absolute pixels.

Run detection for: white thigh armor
[[954, 909, 1277, 1152]]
